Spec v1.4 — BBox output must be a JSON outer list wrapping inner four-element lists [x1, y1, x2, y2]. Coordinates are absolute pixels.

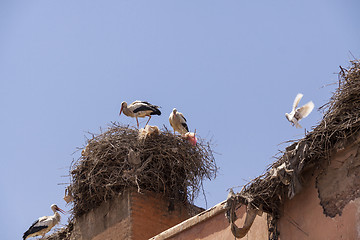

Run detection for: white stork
[[119, 101, 161, 128], [23, 204, 65, 240], [169, 108, 189, 135], [285, 93, 314, 128]]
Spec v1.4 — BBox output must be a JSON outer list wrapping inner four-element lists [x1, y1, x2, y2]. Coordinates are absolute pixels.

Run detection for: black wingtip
[[23, 225, 47, 240], [151, 108, 161, 116], [182, 123, 189, 132]]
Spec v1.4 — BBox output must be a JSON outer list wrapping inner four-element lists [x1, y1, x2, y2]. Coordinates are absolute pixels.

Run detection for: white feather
[[292, 93, 303, 111], [296, 101, 314, 119]]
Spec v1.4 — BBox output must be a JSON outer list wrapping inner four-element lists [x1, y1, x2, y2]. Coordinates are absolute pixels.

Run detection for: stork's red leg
[[136, 117, 139, 128], [145, 116, 151, 126]]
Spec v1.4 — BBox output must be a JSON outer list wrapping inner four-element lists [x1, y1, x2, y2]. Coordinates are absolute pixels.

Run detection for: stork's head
[[119, 101, 127, 115], [172, 108, 177, 114], [51, 204, 66, 214]]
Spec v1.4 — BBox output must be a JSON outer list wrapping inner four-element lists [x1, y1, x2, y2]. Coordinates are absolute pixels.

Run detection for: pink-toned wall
[[278, 177, 360, 240], [165, 205, 268, 240], [278, 143, 360, 240]]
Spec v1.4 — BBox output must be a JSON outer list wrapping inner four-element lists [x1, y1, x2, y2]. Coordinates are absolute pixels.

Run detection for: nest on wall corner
[[225, 60, 360, 236], [68, 122, 217, 218]]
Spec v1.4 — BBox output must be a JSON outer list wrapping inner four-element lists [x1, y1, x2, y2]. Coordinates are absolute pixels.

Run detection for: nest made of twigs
[[69, 122, 217, 217], [308, 60, 360, 160]]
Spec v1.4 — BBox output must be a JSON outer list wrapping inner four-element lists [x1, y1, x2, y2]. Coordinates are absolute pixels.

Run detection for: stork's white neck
[[54, 211, 61, 223], [122, 106, 133, 117]]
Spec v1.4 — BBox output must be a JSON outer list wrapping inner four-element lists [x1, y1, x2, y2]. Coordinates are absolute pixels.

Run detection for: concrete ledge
[[150, 200, 227, 240]]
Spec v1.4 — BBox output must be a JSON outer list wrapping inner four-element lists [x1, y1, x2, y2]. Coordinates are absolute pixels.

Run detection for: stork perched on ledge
[[119, 100, 161, 128], [23, 204, 65, 240]]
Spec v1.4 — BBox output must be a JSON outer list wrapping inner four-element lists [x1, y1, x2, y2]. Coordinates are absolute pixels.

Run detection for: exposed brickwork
[[131, 191, 192, 240], [70, 190, 194, 240]]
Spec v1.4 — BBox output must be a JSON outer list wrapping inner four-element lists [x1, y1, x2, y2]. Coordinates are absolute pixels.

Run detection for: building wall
[[153, 203, 268, 240], [70, 190, 194, 240], [71, 191, 132, 240], [131, 192, 191, 240], [278, 143, 360, 240], [153, 143, 360, 240]]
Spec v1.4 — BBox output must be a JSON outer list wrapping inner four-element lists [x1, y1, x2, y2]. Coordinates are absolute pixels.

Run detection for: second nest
[[70, 123, 217, 217]]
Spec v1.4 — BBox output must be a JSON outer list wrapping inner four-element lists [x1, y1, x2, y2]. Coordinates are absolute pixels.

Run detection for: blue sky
[[1, 1, 359, 239]]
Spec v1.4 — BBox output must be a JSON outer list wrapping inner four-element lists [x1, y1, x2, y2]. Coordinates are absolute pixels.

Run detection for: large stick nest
[[227, 61, 360, 222], [69, 123, 217, 217]]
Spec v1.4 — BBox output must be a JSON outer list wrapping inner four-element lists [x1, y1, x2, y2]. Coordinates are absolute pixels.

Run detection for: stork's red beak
[[56, 207, 66, 214], [119, 106, 123, 116]]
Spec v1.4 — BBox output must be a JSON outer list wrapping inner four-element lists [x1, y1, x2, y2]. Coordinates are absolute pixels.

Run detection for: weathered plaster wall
[[278, 143, 360, 240], [316, 142, 360, 217], [92, 218, 132, 240], [163, 205, 268, 240], [71, 191, 131, 240], [279, 177, 360, 239]]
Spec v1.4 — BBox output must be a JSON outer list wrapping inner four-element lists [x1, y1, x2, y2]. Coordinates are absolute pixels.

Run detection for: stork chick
[[169, 108, 189, 134], [285, 93, 314, 128], [119, 101, 161, 128], [23, 204, 65, 240], [138, 125, 160, 141], [183, 132, 197, 146]]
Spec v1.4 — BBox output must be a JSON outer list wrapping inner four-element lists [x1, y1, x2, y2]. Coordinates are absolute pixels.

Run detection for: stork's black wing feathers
[[182, 123, 189, 132], [133, 105, 152, 113], [180, 115, 187, 122], [133, 104, 161, 115], [150, 107, 161, 115], [23, 220, 47, 240]]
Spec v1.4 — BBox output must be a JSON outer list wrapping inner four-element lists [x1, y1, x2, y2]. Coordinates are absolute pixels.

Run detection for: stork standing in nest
[[169, 108, 197, 146], [169, 108, 189, 135], [285, 93, 314, 128], [119, 101, 161, 128], [23, 204, 65, 240]]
